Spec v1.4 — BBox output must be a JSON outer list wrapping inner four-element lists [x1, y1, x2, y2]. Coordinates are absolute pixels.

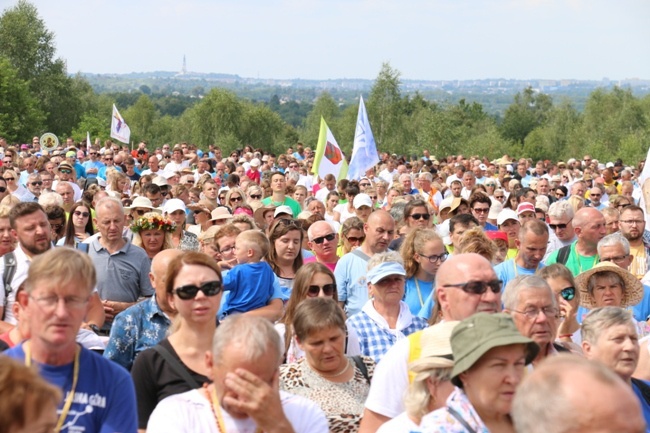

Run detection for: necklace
[[25, 341, 80, 433], [309, 358, 351, 378], [207, 384, 262, 433]]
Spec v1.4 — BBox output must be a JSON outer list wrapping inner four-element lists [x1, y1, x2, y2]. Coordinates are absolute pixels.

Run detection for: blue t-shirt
[[494, 258, 544, 291], [418, 292, 436, 320], [404, 277, 434, 316], [222, 262, 275, 315], [5, 343, 138, 433], [632, 380, 650, 430]]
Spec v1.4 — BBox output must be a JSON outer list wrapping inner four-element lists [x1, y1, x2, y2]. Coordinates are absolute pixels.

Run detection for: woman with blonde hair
[[107, 170, 131, 197], [0, 205, 16, 257], [2, 169, 21, 195], [340, 216, 365, 256], [401, 228, 447, 315], [131, 212, 176, 259], [224, 187, 247, 211], [456, 226, 497, 263]]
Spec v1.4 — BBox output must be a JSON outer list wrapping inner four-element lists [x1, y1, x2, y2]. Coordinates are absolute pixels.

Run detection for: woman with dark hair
[[276, 262, 360, 363], [266, 218, 304, 296], [44, 205, 66, 245], [131, 251, 223, 430], [335, 182, 360, 223], [59, 201, 95, 247], [325, 190, 342, 222]]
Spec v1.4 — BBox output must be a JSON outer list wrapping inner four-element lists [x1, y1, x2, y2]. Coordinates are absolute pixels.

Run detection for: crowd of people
[[0, 135, 650, 432]]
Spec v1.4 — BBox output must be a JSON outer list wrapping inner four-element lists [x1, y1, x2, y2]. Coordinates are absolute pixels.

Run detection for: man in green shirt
[[261, 172, 301, 217]]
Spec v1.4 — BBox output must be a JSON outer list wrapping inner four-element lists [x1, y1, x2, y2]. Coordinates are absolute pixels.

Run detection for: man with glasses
[[545, 200, 577, 259], [587, 186, 606, 210], [495, 219, 549, 289], [503, 275, 563, 365], [17, 157, 36, 187], [619, 205, 650, 280], [305, 221, 339, 271], [23, 173, 42, 202], [82, 148, 104, 180], [545, 207, 607, 276], [469, 193, 497, 231], [4, 248, 138, 432], [98, 151, 122, 181], [359, 253, 501, 432]]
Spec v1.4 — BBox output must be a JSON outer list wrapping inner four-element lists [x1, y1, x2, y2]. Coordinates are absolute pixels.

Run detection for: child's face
[[234, 239, 250, 264]]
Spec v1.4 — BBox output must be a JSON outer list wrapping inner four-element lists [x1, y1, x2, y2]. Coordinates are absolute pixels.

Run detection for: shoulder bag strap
[[351, 355, 370, 384], [152, 344, 200, 389], [557, 244, 571, 265], [447, 406, 478, 433], [2, 252, 16, 321]]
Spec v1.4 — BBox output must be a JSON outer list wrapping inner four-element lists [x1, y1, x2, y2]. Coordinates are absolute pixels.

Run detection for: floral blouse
[[420, 387, 489, 433]]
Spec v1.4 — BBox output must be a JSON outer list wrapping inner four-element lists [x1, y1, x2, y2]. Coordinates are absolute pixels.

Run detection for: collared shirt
[[103, 296, 172, 371], [421, 387, 489, 433], [346, 300, 427, 363]]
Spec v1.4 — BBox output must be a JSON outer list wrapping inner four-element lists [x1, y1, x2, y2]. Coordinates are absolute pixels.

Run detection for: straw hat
[[125, 196, 162, 214], [409, 321, 459, 372], [254, 205, 276, 228], [210, 207, 233, 222], [575, 262, 643, 309]]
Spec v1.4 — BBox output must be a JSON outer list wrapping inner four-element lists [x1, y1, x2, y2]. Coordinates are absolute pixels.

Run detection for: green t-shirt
[[545, 242, 599, 277], [261, 196, 302, 218]]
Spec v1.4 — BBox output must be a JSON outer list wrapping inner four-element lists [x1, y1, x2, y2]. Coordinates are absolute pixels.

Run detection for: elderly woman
[[575, 261, 646, 334], [280, 297, 374, 433], [421, 313, 538, 433], [267, 218, 304, 296], [277, 262, 360, 363], [131, 213, 176, 259], [537, 263, 581, 344], [163, 198, 200, 251], [377, 322, 459, 433], [346, 251, 428, 363], [401, 228, 447, 315]]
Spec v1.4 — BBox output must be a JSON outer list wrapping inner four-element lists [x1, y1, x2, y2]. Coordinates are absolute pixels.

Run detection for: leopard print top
[[279, 357, 375, 433]]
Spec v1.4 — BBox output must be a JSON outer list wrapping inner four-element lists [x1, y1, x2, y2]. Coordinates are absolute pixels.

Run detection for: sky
[[1, 0, 648, 81]]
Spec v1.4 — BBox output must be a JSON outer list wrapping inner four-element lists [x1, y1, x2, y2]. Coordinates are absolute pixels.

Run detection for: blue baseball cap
[[367, 262, 406, 285]]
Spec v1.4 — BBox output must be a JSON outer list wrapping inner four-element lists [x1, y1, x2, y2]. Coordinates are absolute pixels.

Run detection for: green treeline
[[1, 0, 649, 163]]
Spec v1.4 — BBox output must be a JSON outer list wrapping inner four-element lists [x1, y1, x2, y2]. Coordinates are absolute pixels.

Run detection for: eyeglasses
[[600, 254, 629, 264], [59, 169, 72, 174], [442, 279, 502, 295], [410, 213, 430, 220], [174, 280, 222, 300], [219, 245, 235, 254], [621, 220, 644, 226], [360, 183, 370, 187], [312, 233, 336, 244], [560, 287, 576, 301], [494, 195, 504, 199], [369, 196, 378, 200], [29, 294, 89, 311], [549, 219, 572, 231], [307, 283, 336, 297], [250, 194, 262, 200], [417, 252, 448, 264], [345, 235, 365, 243], [3, 177, 14, 181], [230, 196, 242, 202], [512, 306, 559, 320], [472, 207, 490, 214], [30, 181, 43, 186], [74, 211, 90, 218], [104, 157, 113, 161]]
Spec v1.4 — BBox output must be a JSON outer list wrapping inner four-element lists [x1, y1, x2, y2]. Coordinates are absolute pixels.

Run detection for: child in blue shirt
[[221, 230, 275, 315]]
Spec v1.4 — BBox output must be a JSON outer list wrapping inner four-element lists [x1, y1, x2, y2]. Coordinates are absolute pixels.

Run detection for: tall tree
[[499, 86, 553, 144], [0, 56, 43, 141], [367, 63, 403, 151]]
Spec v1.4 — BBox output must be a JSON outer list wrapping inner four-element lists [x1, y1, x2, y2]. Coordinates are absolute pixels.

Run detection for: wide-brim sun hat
[[125, 196, 162, 214], [575, 261, 643, 309], [450, 313, 539, 387], [210, 207, 233, 222], [409, 321, 460, 372], [254, 205, 276, 227]]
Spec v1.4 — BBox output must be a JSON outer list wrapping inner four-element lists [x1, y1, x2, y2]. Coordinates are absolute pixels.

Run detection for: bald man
[[305, 220, 339, 271], [335, 210, 395, 317], [359, 253, 501, 433], [103, 249, 183, 370], [545, 207, 607, 276]]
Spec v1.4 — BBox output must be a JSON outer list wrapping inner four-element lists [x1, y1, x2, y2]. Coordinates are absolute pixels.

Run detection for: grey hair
[[285, 171, 300, 182], [367, 250, 404, 272], [212, 314, 283, 366], [38, 191, 64, 208], [586, 271, 624, 298], [581, 306, 633, 344], [512, 354, 623, 433], [389, 201, 406, 223], [399, 173, 412, 183], [418, 172, 433, 182], [547, 200, 575, 220], [95, 196, 124, 216], [597, 232, 630, 256], [404, 367, 453, 419], [503, 275, 556, 311]]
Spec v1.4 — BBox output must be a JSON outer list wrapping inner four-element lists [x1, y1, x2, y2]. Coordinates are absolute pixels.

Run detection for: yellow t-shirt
[[629, 244, 647, 280]]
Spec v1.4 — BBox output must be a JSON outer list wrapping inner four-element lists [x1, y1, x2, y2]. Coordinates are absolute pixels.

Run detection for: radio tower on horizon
[[181, 55, 187, 75]]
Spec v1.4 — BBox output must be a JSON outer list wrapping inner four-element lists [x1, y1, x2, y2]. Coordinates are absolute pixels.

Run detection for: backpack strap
[[351, 355, 370, 384], [352, 248, 370, 262], [2, 252, 17, 321], [152, 345, 200, 389], [556, 245, 572, 266]]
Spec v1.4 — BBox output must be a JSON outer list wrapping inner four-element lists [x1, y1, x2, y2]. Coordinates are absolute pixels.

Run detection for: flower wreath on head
[[131, 214, 176, 233]]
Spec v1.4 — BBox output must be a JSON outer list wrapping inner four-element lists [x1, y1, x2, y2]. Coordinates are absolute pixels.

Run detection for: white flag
[[348, 96, 379, 180], [86, 131, 91, 151], [110, 104, 131, 144]]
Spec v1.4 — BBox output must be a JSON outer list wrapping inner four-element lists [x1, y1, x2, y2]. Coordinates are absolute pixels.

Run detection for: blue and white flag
[[348, 96, 379, 180], [110, 104, 131, 144]]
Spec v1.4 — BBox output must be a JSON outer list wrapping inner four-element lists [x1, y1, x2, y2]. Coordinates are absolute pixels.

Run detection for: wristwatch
[[88, 324, 101, 334]]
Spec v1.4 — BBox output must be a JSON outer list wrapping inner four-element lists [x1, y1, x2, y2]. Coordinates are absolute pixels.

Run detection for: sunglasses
[[133, 209, 148, 216], [174, 280, 222, 300], [218, 195, 226, 201], [30, 181, 43, 186], [360, 183, 370, 187], [312, 233, 336, 244], [560, 287, 575, 301], [3, 177, 14, 181], [276, 218, 303, 229], [549, 220, 571, 230], [410, 213, 430, 220], [307, 283, 336, 297], [165, 155, 171, 159], [472, 207, 490, 214], [230, 196, 242, 202], [494, 195, 504, 199], [50, 223, 64, 231], [345, 235, 365, 243], [74, 211, 90, 218], [59, 169, 72, 174], [104, 157, 113, 161], [250, 194, 262, 200], [443, 279, 502, 295], [369, 196, 378, 200]]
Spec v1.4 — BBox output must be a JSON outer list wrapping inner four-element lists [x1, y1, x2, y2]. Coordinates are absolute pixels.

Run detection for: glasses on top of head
[[275, 218, 303, 229], [442, 279, 502, 295], [307, 283, 336, 297]]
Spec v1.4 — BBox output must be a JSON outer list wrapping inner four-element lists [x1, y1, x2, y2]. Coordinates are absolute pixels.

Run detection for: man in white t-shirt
[[147, 315, 328, 433], [358, 253, 501, 433]]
